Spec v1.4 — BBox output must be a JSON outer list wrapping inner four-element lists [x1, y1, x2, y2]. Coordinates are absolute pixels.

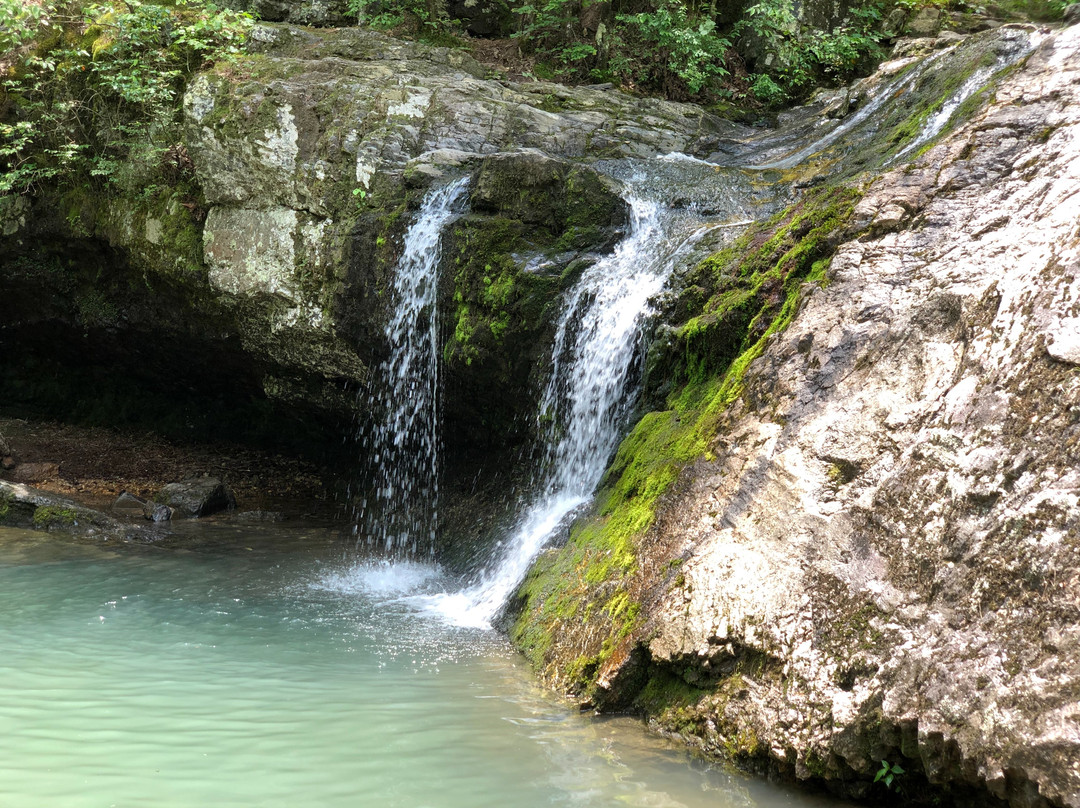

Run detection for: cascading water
[[354, 177, 469, 556], [890, 38, 1032, 163], [421, 196, 713, 628]]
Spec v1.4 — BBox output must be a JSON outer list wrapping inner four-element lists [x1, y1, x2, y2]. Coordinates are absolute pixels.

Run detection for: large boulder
[[510, 24, 1080, 808]]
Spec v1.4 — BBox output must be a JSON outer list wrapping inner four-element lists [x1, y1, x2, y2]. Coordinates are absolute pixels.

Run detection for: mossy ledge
[[506, 184, 864, 698]]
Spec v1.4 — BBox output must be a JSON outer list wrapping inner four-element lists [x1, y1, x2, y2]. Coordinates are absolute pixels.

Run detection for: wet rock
[[113, 492, 150, 518], [0, 480, 151, 540], [513, 24, 1080, 808], [145, 503, 174, 522], [112, 492, 174, 522], [157, 477, 236, 518], [470, 152, 629, 240]]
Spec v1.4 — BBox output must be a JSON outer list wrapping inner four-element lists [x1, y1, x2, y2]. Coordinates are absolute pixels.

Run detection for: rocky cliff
[[509, 22, 1080, 808], [0, 22, 743, 464], [3, 12, 1078, 808]]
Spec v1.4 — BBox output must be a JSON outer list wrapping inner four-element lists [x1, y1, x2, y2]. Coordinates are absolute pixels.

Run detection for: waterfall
[[421, 197, 707, 628], [355, 177, 469, 557]]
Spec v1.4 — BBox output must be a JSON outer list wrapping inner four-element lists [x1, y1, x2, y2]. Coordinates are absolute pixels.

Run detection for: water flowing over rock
[[3, 13, 1079, 808], [425, 195, 724, 626], [355, 177, 469, 555], [510, 24, 1080, 808]]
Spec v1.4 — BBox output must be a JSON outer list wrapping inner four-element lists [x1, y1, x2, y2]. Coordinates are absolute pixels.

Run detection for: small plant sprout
[[874, 759, 904, 790], [353, 187, 368, 206]]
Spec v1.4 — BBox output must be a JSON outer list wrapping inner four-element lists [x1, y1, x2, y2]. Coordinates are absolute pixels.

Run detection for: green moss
[[0, 494, 11, 522], [443, 215, 563, 367], [32, 506, 78, 528], [74, 289, 120, 327], [508, 184, 865, 693], [884, 42, 1014, 158], [635, 668, 708, 715]]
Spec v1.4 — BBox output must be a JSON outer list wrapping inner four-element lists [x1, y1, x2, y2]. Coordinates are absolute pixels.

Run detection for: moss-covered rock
[[507, 184, 864, 700], [470, 152, 629, 245], [438, 156, 630, 550]]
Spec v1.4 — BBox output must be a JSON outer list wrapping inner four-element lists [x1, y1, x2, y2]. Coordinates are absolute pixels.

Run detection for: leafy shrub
[[1, 0, 252, 196], [618, 1, 731, 95], [739, 0, 884, 105]]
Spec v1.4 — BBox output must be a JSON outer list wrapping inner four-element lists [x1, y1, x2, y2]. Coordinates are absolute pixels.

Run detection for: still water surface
[[0, 522, 846, 808]]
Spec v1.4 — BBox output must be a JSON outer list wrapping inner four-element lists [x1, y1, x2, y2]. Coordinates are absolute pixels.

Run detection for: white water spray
[[355, 177, 469, 556], [419, 198, 708, 627]]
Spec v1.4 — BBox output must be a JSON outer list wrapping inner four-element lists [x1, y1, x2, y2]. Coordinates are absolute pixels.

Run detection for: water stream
[[419, 193, 726, 628], [0, 523, 851, 808], [354, 177, 470, 557]]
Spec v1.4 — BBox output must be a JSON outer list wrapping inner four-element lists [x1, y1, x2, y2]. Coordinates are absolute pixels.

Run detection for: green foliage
[[347, 0, 451, 33], [618, 1, 731, 94], [740, 0, 885, 105], [1, 0, 252, 197], [875, 759, 905, 790], [986, 0, 1077, 20]]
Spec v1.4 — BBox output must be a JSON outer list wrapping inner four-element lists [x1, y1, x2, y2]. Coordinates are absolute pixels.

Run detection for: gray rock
[[145, 503, 174, 522], [157, 477, 236, 518], [907, 7, 943, 36], [112, 492, 149, 518], [469, 152, 629, 238], [0, 480, 152, 541], [881, 7, 907, 37], [936, 30, 965, 46], [513, 23, 1080, 808], [643, 26, 1080, 808]]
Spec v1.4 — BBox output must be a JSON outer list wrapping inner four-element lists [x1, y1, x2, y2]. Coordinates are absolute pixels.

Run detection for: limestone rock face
[[622, 27, 1080, 808], [2, 22, 744, 461], [172, 22, 747, 463]]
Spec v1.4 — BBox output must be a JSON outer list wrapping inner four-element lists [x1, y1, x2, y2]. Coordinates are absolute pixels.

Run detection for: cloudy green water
[[0, 523, 846, 808]]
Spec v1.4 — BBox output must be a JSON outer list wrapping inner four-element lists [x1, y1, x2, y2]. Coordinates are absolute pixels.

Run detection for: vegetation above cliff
[[0, 0, 251, 197], [349, 0, 1076, 105]]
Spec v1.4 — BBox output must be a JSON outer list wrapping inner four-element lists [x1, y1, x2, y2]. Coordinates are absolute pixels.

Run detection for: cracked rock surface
[[607, 25, 1080, 808]]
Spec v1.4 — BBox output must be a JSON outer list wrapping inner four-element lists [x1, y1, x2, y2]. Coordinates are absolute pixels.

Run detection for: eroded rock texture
[[515, 25, 1080, 808]]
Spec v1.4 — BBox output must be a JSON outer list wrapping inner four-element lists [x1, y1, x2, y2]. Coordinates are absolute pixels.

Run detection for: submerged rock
[[113, 492, 175, 522]]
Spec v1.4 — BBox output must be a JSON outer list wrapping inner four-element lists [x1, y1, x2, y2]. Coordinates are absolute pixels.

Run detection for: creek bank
[[0, 418, 332, 521], [507, 23, 1080, 808]]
